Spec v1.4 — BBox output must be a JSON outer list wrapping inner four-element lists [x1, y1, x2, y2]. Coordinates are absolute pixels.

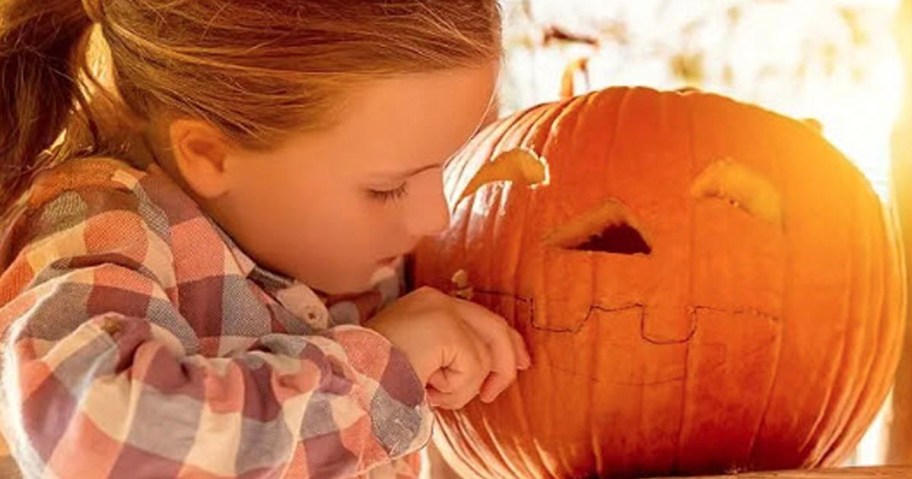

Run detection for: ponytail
[[0, 0, 99, 215]]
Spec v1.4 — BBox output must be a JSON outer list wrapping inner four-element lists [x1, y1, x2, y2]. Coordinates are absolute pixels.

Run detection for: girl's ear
[[169, 119, 233, 199]]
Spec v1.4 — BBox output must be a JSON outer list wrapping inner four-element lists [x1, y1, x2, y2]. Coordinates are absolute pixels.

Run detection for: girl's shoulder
[[25, 156, 153, 209], [1, 155, 203, 271], [17, 155, 202, 228], [0, 155, 220, 305]]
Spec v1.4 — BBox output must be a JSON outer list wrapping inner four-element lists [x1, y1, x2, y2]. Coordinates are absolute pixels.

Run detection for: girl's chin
[[313, 259, 402, 295]]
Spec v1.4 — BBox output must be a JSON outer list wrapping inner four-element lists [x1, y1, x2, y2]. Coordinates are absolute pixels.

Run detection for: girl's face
[[208, 63, 499, 294]]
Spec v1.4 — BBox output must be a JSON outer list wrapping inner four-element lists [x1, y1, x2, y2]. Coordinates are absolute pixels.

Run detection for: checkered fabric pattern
[[0, 157, 434, 478]]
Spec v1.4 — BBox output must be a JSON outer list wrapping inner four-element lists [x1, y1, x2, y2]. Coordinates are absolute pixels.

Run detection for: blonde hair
[[0, 0, 503, 214]]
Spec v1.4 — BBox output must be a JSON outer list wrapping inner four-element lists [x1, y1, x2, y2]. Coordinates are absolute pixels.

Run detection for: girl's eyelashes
[[367, 183, 409, 204]]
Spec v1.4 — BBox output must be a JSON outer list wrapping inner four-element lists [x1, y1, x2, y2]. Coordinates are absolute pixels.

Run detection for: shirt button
[[100, 317, 122, 336], [302, 307, 327, 327]]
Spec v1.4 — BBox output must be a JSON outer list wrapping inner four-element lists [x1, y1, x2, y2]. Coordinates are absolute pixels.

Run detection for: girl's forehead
[[322, 64, 500, 172]]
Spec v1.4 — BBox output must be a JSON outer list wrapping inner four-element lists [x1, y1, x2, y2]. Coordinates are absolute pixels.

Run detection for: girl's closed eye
[[367, 183, 409, 203]]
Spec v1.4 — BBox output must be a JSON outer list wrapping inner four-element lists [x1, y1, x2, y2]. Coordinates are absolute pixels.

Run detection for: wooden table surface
[[652, 466, 912, 478]]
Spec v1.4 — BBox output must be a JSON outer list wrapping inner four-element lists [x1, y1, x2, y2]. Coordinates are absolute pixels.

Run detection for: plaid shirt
[[0, 157, 434, 478]]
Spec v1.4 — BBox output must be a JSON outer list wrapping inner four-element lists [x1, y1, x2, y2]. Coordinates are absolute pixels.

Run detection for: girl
[[0, 1, 530, 478]]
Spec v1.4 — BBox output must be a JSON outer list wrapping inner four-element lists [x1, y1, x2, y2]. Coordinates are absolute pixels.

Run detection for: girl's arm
[[0, 185, 433, 479]]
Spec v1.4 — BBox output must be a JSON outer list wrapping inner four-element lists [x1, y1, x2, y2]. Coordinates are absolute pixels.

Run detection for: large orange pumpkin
[[411, 87, 907, 478]]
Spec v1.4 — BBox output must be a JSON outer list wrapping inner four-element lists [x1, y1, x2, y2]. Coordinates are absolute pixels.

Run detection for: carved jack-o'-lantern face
[[411, 87, 905, 479]]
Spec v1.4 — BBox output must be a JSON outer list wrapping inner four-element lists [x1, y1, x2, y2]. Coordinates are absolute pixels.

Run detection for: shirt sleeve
[[0, 185, 434, 479]]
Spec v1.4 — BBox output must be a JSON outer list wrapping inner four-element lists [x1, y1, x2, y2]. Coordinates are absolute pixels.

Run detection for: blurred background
[[497, 0, 900, 199], [488, 0, 912, 469]]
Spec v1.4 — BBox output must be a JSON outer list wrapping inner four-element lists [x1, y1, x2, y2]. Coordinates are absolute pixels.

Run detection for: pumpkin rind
[[412, 87, 907, 479]]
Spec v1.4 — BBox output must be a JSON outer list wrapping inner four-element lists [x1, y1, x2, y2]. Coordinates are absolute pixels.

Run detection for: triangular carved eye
[[457, 148, 550, 203], [543, 199, 652, 256], [691, 158, 782, 226], [570, 222, 652, 255]]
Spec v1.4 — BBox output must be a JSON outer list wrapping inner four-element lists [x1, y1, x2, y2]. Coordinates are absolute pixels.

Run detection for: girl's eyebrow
[[370, 162, 442, 181]]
